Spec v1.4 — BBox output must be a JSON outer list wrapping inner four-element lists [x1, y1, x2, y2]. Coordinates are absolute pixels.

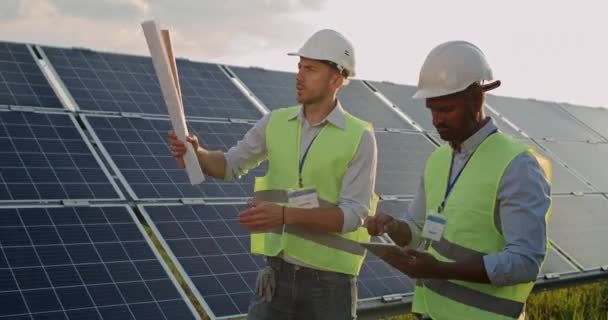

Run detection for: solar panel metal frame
[[0, 109, 125, 204], [0, 42, 64, 110], [0, 204, 201, 320], [81, 113, 263, 201], [540, 247, 579, 276]]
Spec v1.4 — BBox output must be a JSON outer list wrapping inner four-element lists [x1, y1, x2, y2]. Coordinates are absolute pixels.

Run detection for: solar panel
[[339, 80, 415, 130], [521, 139, 593, 195], [560, 103, 608, 141], [540, 248, 577, 276], [548, 195, 608, 270], [0, 206, 199, 319], [536, 140, 608, 192], [368, 81, 433, 131], [140, 203, 261, 319], [42, 47, 261, 119], [376, 131, 435, 196], [0, 110, 122, 202], [83, 115, 265, 200], [231, 67, 413, 130], [229, 66, 297, 110], [369, 81, 524, 137], [486, 95, 605, 142], [0, 42, 62, 109], [141, 203, 416, 318]]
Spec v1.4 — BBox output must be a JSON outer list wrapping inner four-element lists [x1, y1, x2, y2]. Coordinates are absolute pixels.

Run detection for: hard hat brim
[[413, 80, 501, 99], [287, 51, 356, 77]]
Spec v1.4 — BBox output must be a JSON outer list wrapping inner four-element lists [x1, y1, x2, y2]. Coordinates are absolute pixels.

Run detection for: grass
[[141, 221, 608, 320], [142, 224, 210, 320], [382, 280, 608, 320]]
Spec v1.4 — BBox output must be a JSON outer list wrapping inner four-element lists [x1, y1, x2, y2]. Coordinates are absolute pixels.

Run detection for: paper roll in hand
[[141, 20, 205, 184]]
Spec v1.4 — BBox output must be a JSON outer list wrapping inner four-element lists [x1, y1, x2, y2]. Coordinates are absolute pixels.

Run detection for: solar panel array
[[43, 47, 261, 120], [0, 41, 606, 319]]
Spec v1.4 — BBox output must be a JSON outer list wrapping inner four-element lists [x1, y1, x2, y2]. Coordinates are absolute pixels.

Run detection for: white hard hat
[[413, 41, 500, 99], [288, 29, 356, 77]]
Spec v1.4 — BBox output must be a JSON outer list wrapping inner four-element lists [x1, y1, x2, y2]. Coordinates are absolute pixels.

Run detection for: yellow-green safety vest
[[412, 132, 552, 320], [250, 106, 379, 276]]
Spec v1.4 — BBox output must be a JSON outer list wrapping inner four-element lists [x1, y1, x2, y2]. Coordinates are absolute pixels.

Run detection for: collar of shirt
[[288, 101, 346, 130], [455, 117, 499, 155]]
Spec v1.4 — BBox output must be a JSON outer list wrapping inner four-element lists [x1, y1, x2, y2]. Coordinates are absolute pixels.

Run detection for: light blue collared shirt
[[402, 118, 551, 286]]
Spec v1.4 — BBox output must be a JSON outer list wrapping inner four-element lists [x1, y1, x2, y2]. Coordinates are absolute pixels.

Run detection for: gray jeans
[[247, 257, 358, 320]]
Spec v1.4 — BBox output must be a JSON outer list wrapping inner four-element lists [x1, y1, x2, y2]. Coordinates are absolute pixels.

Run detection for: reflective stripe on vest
[[413, 132, 552, 319], [250, 106, 378, 275], [415, 280, 525, 318]]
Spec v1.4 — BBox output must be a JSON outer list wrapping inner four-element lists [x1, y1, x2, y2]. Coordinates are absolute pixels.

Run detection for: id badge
[[287, 188, 319, 209], [421, 213, 447, 242]]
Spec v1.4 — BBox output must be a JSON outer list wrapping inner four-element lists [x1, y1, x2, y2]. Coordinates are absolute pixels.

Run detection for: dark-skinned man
[[169, 29, 378, 320], [367, 41, 552, 320]]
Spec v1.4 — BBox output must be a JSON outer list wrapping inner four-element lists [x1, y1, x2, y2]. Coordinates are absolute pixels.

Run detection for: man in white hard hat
[[169, 29, 378, 320], [367, 41, 552, 320]]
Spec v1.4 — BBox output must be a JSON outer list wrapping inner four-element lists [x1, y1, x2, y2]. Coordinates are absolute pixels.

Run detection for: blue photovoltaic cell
[[0, 111, 120, 201], [231, 66, 413, 129], [0, 42, 62, 108], [0, 206, 198, 319], [42, 46, 261, 119], [376, 131, 435, 196], [229, 66, 298, 110], [84, 115, 266, 199], [142, 204, 415, 318]]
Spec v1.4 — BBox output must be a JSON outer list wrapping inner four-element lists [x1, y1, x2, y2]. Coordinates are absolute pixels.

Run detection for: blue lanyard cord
[[298, 134, 319, 187], [438, 129, 498, 213]]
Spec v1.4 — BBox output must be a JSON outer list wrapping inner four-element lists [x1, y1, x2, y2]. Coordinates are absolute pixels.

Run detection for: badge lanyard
[[298, 121, 329, 188], [420, 129, 498, 249], [298, 134, 318, 187], [437, 129, 498, 214]]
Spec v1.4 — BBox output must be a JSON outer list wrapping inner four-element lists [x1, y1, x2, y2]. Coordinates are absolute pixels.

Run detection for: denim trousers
[[247, 257, 358, 320]]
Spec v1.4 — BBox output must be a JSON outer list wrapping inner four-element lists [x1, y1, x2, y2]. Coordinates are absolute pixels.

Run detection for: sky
[[1, 0, 606, 108]]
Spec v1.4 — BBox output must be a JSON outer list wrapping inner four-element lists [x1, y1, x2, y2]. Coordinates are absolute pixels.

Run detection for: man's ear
[[330, 72, 345, 90]]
